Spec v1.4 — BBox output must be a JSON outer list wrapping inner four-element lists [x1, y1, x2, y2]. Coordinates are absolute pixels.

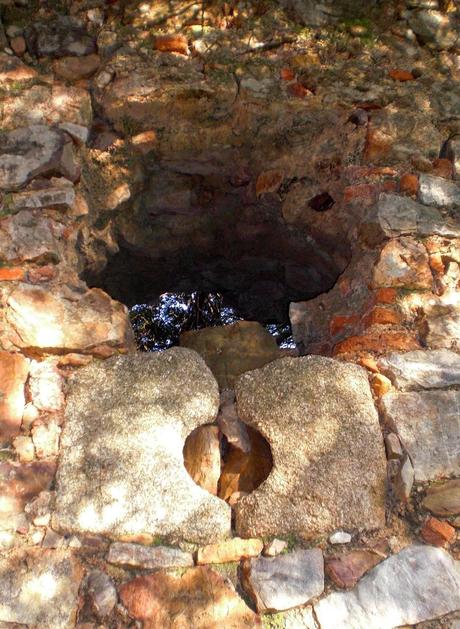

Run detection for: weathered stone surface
[[234, 357, 386, 538], [29, 361, 64, 412], [315, 545, 460, 628], [382, 390, 460, 481], [325, 550, 384, 589], [283, 606, 317, 629], [181, 321, 283, 389], [0, 53, 37, 82], [393, 456, 415, 502], [423, 480, 460, 516], [263, 539, 287, 557], [379, 349, 460, 391], [329, 531, 352, 544], [0, 549, 83, 628], [53, 350, 231, 543], [0, 352, 28, 441], [10, 186, 76, 212], [107, 542, 194, 570], [372, 238, 432, 289], [197, 537, 263, 564], [0, 211, 63, 263], [445, 135, 460, 180], [0, 125, 78, 191], [53, 54, 100, 81], [119, 566, 260, 628], [217, 390, 251, 453], [377, 193, 460, 237], [86, 570, 117, 620], [408, 9, 458, 50], [419, 174, 460, 208], [4, 284, 134, 353], [183, 425, 221, 495], [25, 17, 96, 58], [242, 549, 324, 613]]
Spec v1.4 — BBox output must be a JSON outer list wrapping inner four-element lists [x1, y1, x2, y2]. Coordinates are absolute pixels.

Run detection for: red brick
[[0, 267, 25, 281], [399, 173, 419, 196], [329, 314, 360, 337], [421, 517, 455, 547], [280, 67, 295, 81], [375, 288, 397, 304], [27, 265, 56, 284], [154, 34, 189, 55], [363, 306, 401, 328], [333, 330, 420, 355], [389, 69, 415, 82]]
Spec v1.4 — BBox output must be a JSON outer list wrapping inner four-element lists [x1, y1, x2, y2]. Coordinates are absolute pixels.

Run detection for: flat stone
[[0, 211, 63, 263], [325, 550, 384, 589], [419, 174, 460, 208], [377, 193, 460, 238], [234, 357, 386, 538], [25, 17, 96, 58], [0, 549, 83, 628], [4, 284, 134, 353], [53, 350, 231, 543], [0, 125, 77, 191], [372, 238, 432, 289], [242, 549, 324, 613], [86, 570, 117, 620], [0, 352, 29, 442], [197, 537, 263, 564], [107, 542, 194, 570], [315, 545, 460, 628], [379, 349, 460, 391], [382, 390, 460, 481], [181, 321, 283, 389], [423, 479, 460, 516], [119, 566, 260, 628], [10, 186, 76, 211]]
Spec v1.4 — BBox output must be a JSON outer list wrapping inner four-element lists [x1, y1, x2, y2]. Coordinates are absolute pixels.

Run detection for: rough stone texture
[[53, 54, 100, 81], [0, 52, 37, 82], [283, 606, 317, 629], [0, 211, 63, 263], [419, 174, 460, 208], [0, 125, 78, 191], [107, 542, 194, 570], [183, 425, 221, 495], [3, 284, 134, 353], [86, 569, 117, 620], [423, 480, 460, 516], [315, 545, 460, 629], [376, 193, 460, 238], [382, 390, 460, 481], [0, 549, 83, 628], [408, 9, 459, 50], [234, 356, 386, 538], [379, 349, 460, 391], [0, 352, 29, 442], [25, 17, 96, 58], [242, 549, 324, 613], [53, 349, 231, 543], [325, 550, 384, 589], [181, 321, 283, 389], [372, 238, 432, 289], [119, 566, 261, 628], [197, 538, 263, 564]]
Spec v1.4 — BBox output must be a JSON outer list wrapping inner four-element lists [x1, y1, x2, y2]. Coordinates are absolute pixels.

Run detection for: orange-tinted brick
[[375, 288, 397, 304], [0, 267, 25, 281], [287, 82, 311, 98], [431, 158, 453, 179], [363, 306, 401, 327], [429, 253, 445, 275], [421, 517, 455, 547], [389, 69, 415, 82], [329, 314, 360, 337], [334, 330, 420, 355], [371, 373, 392, 397], [357, 354, 379, 373], [400, 173, 419, 196], [280, 67, 295, 81]]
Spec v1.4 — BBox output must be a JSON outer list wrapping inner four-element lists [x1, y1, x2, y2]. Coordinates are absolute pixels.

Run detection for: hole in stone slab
[[183, 399, 273, 505]]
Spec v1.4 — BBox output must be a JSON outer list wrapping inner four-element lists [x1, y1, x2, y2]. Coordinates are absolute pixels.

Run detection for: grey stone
[[217, 390, 251, 453], [10, 186, 76, 211], [25, 17, 96, 59], [425, 306, 460, 350], [377, 193, 460, 238], [0, 211, 62, 263], [0, 549, 83, 628], [444, 135, 460, 180], [60, 122, 89, 145], [53, 349, 231, 544], [107, 542, 194, 570], [378, 349, 460, 391], [0, 125, 78, 191], [329, 531, 352, 544], [242, 549, 324, 613], [419, 174, 460, 208], [423, 479, 460, 516], [315, 545, 460, 629], [384, 433, 404, 459], [408, 9, 458, 50], [234, 356, 386, 539], [382, 390, 460, 481], [86, 570, 117, 619], [393, 456, 415, 502]]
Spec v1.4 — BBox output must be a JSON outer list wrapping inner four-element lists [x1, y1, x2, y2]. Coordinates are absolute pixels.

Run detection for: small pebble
[[329, 531, 352, 544]]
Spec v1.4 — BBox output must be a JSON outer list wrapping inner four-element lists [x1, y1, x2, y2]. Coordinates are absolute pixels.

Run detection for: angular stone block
[[382, 390, 460, 481], [234, 356, 386, 538], [379, 349, 460, 391], [53, 349, 231, 543], [0, 352, 29, 441]]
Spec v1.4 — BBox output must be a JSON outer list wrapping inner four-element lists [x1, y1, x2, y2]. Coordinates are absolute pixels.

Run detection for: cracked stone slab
[[0, 549, 83, 628], [315, 545, 460, 629], [53, 349, 231, 544], [234, 356, 386, 539], [378, 349, 460, 391], [382, 390, 460, 481]]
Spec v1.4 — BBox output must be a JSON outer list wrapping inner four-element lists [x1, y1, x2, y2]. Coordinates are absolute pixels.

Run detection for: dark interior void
[[83, 169, 351, 345]]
